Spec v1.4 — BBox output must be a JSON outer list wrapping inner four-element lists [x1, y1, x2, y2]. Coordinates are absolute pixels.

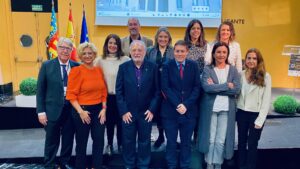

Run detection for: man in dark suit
[[161, 40, 201, 169], [116, 40, 160, 169], [37, 37, 79, 169], [121, 17, 153, 57]]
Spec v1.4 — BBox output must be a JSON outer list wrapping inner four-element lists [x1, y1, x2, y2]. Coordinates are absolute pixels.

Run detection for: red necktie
[[179, 63, 183, 79]]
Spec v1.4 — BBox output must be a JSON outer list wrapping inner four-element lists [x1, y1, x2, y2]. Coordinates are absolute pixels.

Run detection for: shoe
[[105, 145, 113, 156], [153, 137, 164, 148], [60, 164, 74, 169], [151, 134, 155, 142], [214, 164, 221, 169], [207, 164, 214, 169]]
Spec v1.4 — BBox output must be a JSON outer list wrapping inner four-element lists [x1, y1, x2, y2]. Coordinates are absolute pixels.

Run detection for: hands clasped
[[177, 103, 187, 114]]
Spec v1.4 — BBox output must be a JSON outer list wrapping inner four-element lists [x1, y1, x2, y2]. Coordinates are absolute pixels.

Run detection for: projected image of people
[[96, 0, 222, 27]]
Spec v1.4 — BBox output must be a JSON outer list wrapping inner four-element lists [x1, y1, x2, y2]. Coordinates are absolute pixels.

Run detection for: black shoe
[[153, 137, 165, 148], [176, 142, 180, 150], [60, 164, 74, 169]]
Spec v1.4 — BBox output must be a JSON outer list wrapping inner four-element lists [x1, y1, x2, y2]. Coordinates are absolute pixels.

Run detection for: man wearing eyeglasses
[[37, 37, 79, 169]]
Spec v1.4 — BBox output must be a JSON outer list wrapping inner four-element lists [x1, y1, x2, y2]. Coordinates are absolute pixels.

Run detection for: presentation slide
[[95, 0, 222, 27]]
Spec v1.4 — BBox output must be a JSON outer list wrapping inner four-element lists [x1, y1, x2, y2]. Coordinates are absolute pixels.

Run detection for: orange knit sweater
[[66, 65, 107, 105]]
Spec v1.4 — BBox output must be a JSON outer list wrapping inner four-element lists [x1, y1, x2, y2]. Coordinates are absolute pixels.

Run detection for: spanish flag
[[48, 0, 59, 60], [66, 2, 77, 61]]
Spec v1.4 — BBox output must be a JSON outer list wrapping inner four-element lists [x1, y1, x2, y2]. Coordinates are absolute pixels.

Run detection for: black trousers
[[122, 114, 152, 169], [106, 94, 122, 146], [44, 103, 74, 169], [72, 103, 105, 169], [236, 109, 264, 169], [163, 116, 196, 169]]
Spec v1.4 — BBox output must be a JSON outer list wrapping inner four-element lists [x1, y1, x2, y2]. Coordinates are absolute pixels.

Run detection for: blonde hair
[[77, 42, 98, 59]]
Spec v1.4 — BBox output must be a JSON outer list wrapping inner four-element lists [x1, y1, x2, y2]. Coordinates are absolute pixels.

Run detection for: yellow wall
[[0, 0, 14, 84], [1, 0, 300, 90]]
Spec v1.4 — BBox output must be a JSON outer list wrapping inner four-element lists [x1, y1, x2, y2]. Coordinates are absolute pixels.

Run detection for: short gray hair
[[129, 40, 146, 51], [57, 37, 73, 48], [127, 17, 140, 26]]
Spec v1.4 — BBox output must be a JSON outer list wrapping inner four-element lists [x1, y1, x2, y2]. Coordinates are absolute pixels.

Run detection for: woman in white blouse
[[209, 21, 243, 73], [236, 48, 271, 169]]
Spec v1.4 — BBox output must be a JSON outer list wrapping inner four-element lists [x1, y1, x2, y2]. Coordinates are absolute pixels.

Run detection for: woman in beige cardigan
[[236, 48, 272, 169]]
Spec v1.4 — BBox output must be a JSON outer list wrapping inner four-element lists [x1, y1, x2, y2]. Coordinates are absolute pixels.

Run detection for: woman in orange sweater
[[66, 42, 107, 169]]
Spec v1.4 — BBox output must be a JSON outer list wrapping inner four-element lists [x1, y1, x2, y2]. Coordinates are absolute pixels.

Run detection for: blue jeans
[[205, 111, 228, 165]]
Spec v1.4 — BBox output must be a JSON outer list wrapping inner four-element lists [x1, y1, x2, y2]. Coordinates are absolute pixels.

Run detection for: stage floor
[[0, 88, 300, 168], [1, 116, 300, 159]]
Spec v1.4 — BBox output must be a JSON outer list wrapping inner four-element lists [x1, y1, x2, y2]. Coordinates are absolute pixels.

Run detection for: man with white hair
[[116, 40, 160, 169], [37, 37, 79, 169]]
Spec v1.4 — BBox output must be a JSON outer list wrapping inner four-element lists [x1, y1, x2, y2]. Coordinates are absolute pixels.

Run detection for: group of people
[[36, 17, 271, 169]]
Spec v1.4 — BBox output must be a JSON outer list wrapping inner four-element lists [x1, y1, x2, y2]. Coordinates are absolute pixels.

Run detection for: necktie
[[179, 63, 183, 79], [61, 65, 68, 87]]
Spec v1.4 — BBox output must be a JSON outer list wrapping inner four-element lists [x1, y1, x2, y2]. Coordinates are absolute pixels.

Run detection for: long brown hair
[[245, 48, 266, 87], [184, 19, 207, 48]]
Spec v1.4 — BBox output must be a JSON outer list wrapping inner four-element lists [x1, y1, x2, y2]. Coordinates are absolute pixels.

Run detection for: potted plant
[[273, 95, 298, 115], [15, 77, 37, 107]]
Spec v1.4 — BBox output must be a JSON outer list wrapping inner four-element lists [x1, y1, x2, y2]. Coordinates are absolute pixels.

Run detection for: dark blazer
[[161, 59, 201, 119], [116, 60, 160, 117], [36, 58, 79, 121], [146, 46, 174, 64]]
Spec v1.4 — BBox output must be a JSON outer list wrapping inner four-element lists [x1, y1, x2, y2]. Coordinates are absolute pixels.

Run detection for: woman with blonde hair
[[236, 48, 271, 169], [146, 26, 174, 148], [67, 42, 107, 169], [209, 21, 243, 73]]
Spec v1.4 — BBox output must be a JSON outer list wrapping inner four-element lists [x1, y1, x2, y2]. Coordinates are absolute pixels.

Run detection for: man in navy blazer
[[36, 37, 79, 169], [161, 40, 201, 169], [116, 40, 160, 169]]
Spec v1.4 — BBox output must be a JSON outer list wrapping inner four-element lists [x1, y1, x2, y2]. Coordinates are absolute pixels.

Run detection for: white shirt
[[212, 65, 229, 112], [58, 59, 70, 96]]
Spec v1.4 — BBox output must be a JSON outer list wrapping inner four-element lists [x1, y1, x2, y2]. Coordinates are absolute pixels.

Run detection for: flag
[[48, 0, 59, 60], [80, 4, 89, 43], [66, 3, 77, 61]]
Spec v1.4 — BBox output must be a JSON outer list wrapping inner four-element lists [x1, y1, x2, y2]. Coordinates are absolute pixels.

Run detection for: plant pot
[[15, 94, 36, 108]]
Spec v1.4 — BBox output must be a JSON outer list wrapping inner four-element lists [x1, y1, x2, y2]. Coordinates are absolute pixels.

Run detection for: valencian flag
[[66, 2, 77, 61], [48, 0, 59, 59], [80, 4, 89, 43]]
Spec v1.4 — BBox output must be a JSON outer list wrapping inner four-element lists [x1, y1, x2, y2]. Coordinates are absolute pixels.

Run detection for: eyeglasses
[[58, 46, 72, 52]]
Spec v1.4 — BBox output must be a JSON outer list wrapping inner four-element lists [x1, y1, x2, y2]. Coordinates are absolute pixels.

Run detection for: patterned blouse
[[187, 43, 209, 75]]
